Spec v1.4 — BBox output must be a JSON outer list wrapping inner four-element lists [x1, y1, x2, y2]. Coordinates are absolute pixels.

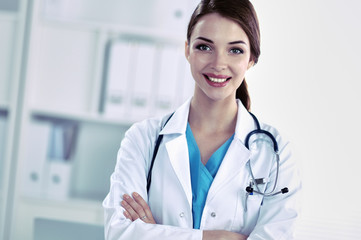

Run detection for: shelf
[[39, 16, 186, 46], [21, 196, 103, 213], [30, 107, 134, 127]]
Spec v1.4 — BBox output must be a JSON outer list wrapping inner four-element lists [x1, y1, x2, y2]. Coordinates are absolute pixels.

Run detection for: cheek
[[232, 59, 251, 75], [189, 51, 211, 67]]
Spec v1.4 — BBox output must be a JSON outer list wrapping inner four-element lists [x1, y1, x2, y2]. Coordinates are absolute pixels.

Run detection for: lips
[[203, 73, 232, 86]]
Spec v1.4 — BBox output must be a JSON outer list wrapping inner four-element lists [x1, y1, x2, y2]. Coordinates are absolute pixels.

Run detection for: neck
[[188, 95, 238, 134]]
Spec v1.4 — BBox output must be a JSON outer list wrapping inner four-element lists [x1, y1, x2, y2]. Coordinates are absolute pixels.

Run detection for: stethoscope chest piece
[[244, 112, 289, 198]]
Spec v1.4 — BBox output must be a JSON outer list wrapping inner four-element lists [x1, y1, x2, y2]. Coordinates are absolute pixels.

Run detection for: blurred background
[[0, 0, 360, 239]]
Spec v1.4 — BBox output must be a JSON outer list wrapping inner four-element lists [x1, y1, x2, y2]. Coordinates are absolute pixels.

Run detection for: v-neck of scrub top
[[186, 123, 234, 229]]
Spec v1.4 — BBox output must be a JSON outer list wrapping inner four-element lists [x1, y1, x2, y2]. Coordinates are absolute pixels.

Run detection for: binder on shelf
[[45, 122, 78, 200], [104, 41, 133, 119], [47, 122, 78, 161], [22, 120, 52, 198], [22, 120, 78, 199], [45, 160, 72, 200], [129, 42, 157, 121], [47, 123, 65, 159], [153, 45, 182, 117]]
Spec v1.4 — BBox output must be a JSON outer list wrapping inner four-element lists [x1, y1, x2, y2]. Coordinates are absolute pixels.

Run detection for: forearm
[[203, 230, 247, 240], [104, 207, 202, 240], [112, 192, 247, 240]]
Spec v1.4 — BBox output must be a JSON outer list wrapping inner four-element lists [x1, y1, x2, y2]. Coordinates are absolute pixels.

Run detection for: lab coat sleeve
[[102, 119, 202, 240], [248, 130, 302, 240]]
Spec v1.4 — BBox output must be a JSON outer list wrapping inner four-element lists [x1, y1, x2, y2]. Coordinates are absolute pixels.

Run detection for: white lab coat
[[103, 98, 301, 240]]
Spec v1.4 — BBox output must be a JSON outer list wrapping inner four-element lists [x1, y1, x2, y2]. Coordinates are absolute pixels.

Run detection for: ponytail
[[236, 79, 251, 111]]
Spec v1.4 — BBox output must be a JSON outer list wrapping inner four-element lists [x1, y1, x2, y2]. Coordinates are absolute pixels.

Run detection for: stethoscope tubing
[[246, 153, 280, 196], [245, 112, 288, 198]]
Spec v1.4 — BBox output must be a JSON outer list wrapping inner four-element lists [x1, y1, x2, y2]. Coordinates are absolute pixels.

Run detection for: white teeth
[[208, 77, 228, 83]]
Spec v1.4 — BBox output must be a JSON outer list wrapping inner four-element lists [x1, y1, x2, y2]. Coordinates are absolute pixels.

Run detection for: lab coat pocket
[[231, 190, 263, 234]]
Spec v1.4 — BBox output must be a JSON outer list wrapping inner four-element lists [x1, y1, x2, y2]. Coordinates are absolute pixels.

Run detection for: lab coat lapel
[[165, 136, 193, 208], [207, 100, 255, 200], [160, 99, 193, 208], [207, 139, 250, 199]]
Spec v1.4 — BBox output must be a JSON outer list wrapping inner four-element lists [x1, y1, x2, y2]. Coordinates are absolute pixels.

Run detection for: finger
[[123, 210, 132, 221], [132, 192, 155, 223], [121, 200, 136, 220], [123, 194, 146, 220], [121, 198, 140, 221]]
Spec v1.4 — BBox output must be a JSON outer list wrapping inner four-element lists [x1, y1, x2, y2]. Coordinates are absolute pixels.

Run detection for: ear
[[247, 60, 255, 70], [185, 40, 190, 62]]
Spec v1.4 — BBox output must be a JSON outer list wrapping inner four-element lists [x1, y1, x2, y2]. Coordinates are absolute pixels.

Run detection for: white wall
[[249, 0, 361, 239]]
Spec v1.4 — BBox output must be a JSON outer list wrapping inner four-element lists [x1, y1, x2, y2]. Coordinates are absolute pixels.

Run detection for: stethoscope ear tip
[[281, 187, 289, 194]]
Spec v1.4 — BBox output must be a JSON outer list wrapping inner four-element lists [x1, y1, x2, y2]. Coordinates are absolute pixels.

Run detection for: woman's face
[[186, 13, 254, 103]]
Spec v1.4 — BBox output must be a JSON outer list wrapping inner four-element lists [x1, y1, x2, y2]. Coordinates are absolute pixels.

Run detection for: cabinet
[[0, 10, 14, 225], [0, 0, 28, 238], [1, 0, 196, 239]]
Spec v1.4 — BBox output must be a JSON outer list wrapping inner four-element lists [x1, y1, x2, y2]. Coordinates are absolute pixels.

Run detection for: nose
[[211, 51, 227, 72]]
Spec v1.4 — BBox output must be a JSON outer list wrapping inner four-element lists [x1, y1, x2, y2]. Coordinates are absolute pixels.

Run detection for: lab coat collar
[[160, 98, 257, 143], [159, 98, 191, 135]]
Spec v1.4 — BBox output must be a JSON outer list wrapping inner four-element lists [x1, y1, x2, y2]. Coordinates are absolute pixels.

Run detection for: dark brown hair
[[187, 0, 261, 111]]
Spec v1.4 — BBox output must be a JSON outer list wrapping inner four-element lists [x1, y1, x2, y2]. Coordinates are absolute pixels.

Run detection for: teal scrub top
[[186, 123, 234, 229]]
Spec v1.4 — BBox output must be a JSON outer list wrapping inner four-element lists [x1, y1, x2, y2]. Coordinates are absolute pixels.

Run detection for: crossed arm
[[121, 192, 248, 240]]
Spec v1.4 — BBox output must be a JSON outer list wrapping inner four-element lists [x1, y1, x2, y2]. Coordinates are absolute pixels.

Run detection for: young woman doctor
[[103, 0, 301, 239]]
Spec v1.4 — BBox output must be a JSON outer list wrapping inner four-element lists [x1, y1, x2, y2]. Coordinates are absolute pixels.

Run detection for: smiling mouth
[[203, 74, 232, 83]]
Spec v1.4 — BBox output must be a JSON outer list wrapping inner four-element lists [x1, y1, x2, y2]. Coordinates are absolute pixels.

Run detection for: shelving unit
[[15, 197, 104, 240], [1, 0, 197, 239], [0, 11, 17, 112], [0, 1, 26, 238], [30, 107, 135, 126]]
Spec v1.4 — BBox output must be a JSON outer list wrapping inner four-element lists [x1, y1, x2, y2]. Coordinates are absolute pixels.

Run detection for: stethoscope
[[244, 112, 289, 199], [147, 112, 289, 201]]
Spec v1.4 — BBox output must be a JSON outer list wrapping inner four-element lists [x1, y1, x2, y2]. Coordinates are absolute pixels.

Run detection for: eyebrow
[[195, 37, 247, 45]]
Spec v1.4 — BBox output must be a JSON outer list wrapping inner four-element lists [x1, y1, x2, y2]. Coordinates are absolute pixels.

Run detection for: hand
[[203, 230, 248, 240], [121, 192, 156, 224]]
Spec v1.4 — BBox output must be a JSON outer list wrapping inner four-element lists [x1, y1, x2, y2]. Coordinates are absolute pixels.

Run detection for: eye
[[230, 48, 244, 55], [195, 44, 212, 51]]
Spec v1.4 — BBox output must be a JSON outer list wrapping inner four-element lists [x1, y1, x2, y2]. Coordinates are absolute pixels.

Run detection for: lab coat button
[[179, 212, 185, 218], [211, 212, 216, 218]]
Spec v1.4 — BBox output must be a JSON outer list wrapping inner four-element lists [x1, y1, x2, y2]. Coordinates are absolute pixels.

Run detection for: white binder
[[22, 120, 51, 198], [104, 41, 133, 119], [129, 43, 157, 121], [45, 122, 77, 200], [45, 160, 72, 200], [153, 45, 182, 117]]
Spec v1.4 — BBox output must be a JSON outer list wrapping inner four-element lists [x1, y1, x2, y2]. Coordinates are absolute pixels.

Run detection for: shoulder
[[256, 120, 295, 166], [118, 113, 174, 162], [260, 119, 289, 146], [242, 108, 291, 156], [125, 113, 172, 142], [124, 98, 191, 143]]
